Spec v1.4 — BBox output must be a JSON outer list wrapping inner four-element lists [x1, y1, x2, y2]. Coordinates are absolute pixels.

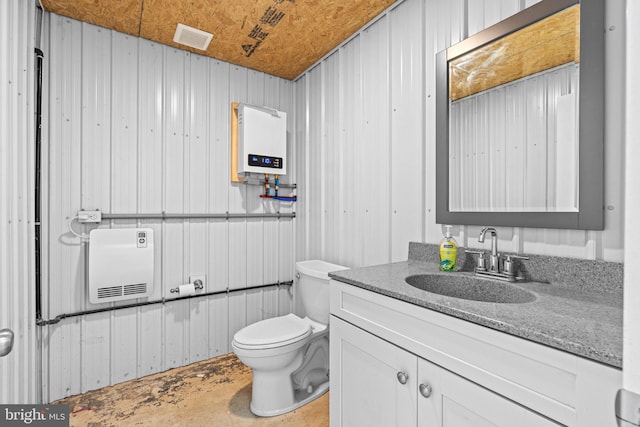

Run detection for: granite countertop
[[329, 257, 623, 368]]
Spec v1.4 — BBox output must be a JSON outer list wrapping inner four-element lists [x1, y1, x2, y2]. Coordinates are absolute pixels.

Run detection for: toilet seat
[[233, 314, 312, 350]]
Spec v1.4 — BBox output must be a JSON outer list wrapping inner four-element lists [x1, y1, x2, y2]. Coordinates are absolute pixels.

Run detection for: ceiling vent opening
[[173, 23, 213, 50]]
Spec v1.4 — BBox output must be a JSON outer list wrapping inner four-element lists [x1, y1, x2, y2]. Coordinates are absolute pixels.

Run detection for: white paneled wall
[[296, 0, 426, 268], [41, 14, 295, 401], [0, 0, 38, 404], [296, 0, 625, 265]]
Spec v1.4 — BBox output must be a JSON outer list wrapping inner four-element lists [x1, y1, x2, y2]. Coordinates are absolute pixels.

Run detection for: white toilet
[[232, 259, 348, 417]]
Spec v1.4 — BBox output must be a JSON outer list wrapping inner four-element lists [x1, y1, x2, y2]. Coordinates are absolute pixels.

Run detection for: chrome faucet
[[478, 227, 500, 272], [466, 226, 529, 282]]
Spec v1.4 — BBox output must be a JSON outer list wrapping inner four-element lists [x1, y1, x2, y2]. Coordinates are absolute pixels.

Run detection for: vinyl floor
[[54, 353, 329, 427]]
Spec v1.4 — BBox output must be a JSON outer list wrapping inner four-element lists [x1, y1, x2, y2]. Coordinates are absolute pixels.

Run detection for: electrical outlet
[[77, 209, 102, 223], [190, 275, 206, 292]]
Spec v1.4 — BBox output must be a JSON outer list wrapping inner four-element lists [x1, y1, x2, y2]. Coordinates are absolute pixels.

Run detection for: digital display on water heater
[[248, 154, 282, 169]]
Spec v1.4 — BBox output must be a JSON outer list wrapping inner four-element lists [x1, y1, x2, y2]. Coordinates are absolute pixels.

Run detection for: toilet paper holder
[[170, 279, 204, 294]]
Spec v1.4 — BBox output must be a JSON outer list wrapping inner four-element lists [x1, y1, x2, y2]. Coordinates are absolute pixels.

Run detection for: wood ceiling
[[41, 0, 398, 80]]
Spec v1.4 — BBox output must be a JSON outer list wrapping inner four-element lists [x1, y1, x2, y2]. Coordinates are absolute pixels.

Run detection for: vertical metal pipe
[[34, 47, 43, 320]]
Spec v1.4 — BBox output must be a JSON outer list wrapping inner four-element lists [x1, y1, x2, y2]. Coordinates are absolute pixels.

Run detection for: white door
[[624, 0, 640, 401], [330, 316, 417, 427]]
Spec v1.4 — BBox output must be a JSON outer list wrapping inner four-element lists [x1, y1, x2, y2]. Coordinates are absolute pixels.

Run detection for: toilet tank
[[296, 260, 349, 325]]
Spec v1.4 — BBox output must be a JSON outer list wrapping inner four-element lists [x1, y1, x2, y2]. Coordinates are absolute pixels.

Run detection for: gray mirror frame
[[436, 0, 604, 230]]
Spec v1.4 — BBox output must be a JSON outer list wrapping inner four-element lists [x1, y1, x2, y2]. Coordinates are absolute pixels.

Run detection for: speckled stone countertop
[[329, 243, 623, 368]]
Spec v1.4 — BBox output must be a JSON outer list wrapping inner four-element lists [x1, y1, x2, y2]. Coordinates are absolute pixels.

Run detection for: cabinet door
[[330, 316, 417, 427], [417, 358, 562, 427]]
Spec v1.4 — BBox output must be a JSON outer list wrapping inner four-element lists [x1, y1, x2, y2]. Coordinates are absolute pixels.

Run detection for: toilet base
[[250, 380, 329, 417]]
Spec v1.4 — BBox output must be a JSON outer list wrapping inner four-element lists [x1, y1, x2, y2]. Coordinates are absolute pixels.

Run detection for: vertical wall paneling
[[277, 77, 295, 316], [306, 66, 324, 261], [136, 40, 164, 378], [187, 54, 210, 363], [42, 14, 294, 401], [226, 65, 248, 343], [389, 0, 424, 261], [207, 62, 232, 350], [361, 18, 391, 266], [0, 0, 38, 404], [323, 53, 341, 264], [294, 74, 308, 274], [42, 13, 84, 400], [208, 60, 230, 295], [79, 22, 113, 392], [295, 0, 625, 269], [467, 0, 520, 37], [162, 48, 188, 370], [339, 36, 362, 268], [110, 31, 139, 386]]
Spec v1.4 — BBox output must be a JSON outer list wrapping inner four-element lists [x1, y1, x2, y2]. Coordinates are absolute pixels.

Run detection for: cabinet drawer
[[330, 280, 577, 425]]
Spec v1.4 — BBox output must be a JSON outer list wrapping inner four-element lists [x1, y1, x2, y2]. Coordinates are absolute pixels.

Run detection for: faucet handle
[[465, 250, 487, 271], [505, 255, 529, 260], [503, 255, 529, 277]]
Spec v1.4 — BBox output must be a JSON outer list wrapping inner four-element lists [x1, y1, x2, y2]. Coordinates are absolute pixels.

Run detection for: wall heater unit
[[88, 228, 154, 304]]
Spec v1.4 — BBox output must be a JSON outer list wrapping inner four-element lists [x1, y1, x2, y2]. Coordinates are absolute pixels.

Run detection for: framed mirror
[[435, 0, 604, 229]]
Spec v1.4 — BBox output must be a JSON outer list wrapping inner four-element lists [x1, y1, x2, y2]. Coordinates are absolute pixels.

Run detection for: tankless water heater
[[237, 104, 287, 176]]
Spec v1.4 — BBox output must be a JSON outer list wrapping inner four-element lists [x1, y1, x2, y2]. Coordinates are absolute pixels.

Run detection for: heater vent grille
[[124, 283, 147, 296], [97, 286, 123, 299], [173, 23, 213, 50]]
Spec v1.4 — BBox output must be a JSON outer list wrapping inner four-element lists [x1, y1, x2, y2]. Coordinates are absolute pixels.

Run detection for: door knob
[[419, 383, 432, 398], [396, 371, 409, 385], [0, 329, 14, 357]]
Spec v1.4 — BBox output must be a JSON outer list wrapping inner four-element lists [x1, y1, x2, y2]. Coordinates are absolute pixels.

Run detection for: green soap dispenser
[[439, 225, 458, 272]]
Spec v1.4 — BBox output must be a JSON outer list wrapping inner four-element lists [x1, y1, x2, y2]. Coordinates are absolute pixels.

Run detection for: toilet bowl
[[231, 260, 349, 417]]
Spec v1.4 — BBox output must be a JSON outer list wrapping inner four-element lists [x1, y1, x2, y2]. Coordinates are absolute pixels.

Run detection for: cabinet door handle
[[419, 383, 432, 398], [396, 371, 409, 385]]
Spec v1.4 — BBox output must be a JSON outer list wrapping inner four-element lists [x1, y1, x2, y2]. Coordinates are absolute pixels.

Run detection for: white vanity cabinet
[[329, 280, 621, 427], [331, 316, 559, 426]]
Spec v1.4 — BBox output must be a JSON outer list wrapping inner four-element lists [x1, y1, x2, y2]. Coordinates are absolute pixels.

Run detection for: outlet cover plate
[[78, 209, 102, 223]]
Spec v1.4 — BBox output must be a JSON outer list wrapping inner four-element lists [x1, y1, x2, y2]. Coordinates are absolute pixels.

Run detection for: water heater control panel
[[248, 154, 282, 169]]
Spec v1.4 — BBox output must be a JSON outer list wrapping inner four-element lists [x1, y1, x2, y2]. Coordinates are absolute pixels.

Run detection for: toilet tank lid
[[296, 260, 349, 279]]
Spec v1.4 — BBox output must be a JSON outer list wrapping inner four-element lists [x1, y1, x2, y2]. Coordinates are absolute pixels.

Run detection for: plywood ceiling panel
[[41, 0, 397, 80], [41, 0, 143, 36]]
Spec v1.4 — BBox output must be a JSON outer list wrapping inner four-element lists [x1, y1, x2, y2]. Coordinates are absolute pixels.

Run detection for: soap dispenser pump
[[439, 225, 458, 272]]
